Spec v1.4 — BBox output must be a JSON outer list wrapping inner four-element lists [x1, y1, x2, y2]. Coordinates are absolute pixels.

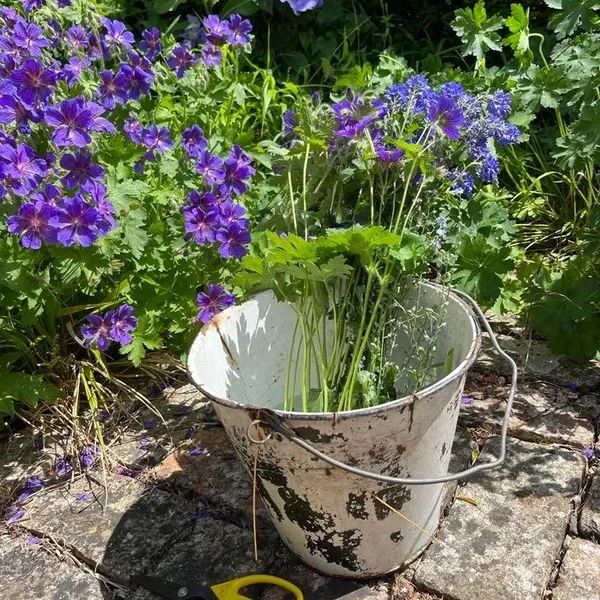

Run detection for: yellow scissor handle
[[210, 574, 304, 600]]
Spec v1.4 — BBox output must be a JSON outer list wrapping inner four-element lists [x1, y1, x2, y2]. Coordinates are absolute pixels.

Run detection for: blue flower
[[196, 150, 225, 187], [216, 221, 250, 259], [202, 15, 231, 46], [7, 200, 57, 249], [97, 69, 129, 109], [102, 18, 135, 51], [45, 98, 115, 147], [167, 45, 197, 78], [182, 125, 207, 157], [183, 204, 220, 244], [427, 95, 465, 140], [51, 196, 99, 247], [201, 44, 222, 69], [108, 304, 137, 345], [60, 151, 104, 189], [226, 14, 253, 46], [139, 27, 161, 61], [279, 0, 324, 15], [196, 284, 235, 324], [10, 58, 56, 105]]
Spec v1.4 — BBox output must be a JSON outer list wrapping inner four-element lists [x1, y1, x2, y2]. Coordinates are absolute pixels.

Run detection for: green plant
[[235, 60, 520, 412], [451, 0, 600, 359]]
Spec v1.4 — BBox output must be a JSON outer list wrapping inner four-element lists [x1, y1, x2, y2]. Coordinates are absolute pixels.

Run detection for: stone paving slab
[[460, 376, 597, 449], [475, 331, 600, 391], [149, 426, 256, 517], [0, 532, 108, 599], [580, 470, 600, 540], [128, 515, 277, 600], [553, 537, 600, 600], [110, 384, 212, 468], [413, 437, 584, 600], [22, 474, 195, 583]]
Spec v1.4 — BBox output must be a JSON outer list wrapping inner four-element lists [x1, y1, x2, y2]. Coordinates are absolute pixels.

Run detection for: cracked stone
[[22, 474, 195, 582], [110, 384, 212, 468], [580, 470, 600, 540], [414, 437, 584, 600], [129, 516, 278, 600], [149, 426, 257, 516], [0, 533, 108, 599], [553, 537, 600, 600], [0, 432, 61, 489], [476, 333, 600, 391], [460, 378, 597, 449]]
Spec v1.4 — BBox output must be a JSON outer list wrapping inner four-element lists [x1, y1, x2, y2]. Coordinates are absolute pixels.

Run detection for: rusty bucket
[[187, 282, 516, 577]]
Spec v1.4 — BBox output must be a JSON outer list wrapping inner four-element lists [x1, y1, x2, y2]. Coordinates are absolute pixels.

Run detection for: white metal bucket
[[187, 283, 516, 577]]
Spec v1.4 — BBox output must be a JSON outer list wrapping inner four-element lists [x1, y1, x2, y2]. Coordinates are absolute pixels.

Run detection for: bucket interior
[[188, 283, 478, 412]]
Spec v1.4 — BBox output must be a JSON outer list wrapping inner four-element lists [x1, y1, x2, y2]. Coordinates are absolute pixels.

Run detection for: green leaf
[[452, 1, 504, 62], [153, 0, 185, 14], [334, 64, 373, 91], [120, 313, 163, 367], [504, 4, 532, 63], [546, 0, 600, 39], [0, 372, 60, 413], [450, 234, 515, 307]]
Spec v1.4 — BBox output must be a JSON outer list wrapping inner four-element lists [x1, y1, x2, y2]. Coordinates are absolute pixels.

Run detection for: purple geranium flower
[[182, 125, 207, 157], [167, 45, 196, 78], [108, 304, 137, 345], [142, 124, 173, 157], [83, 181, 116, 234], [187, 190, 219, 211], [81, 312, 112, 350], [196, 284, 235, 324], [5, 505, 25, 525], [45, 98, 115, 147], [51, 196, 99, 247], [7, 200, 57, 249], [21, 0, 44, 11], [195, 150, 225, 187], [0, 94, 38, 131], [183, 205, 220, 244], [428, 95, 465, 139], [124, 116, 144, 144], [117, 63, 154, 100], [79, 445, 98, 469], [66, 25, 89, 51], [279, 0, 324, 14], [32, 183, 60, 205], [201, 44, 222, 69], [202, 15, 231, 46], [216, 221, 250, 259], [227, 14, 252, 46], [102, 18, 135, 51], [139, 27, 161, 61], [55, 456, 72, 477], [0, 143, 46, 195], [97, 69, 129, 109], [223, 145, 255, 195], [61, 56, 92, 87], [60, 151, 104, 189], [75, 491, 94, 502], [10, 58, 56, 105], [13, 20, 49, 56], [219, 199, 248, 224], [16, 476, 44, 503]]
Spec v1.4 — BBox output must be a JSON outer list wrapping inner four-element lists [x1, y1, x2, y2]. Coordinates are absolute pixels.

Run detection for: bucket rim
[[187, 281, 482, 421]]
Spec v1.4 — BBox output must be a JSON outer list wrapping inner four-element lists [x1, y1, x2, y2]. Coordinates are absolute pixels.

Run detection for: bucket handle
[[255, 288, 517, 486]]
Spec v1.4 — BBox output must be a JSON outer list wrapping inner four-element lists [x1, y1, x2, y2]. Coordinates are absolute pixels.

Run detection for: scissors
[[131, 574, 304, 600]]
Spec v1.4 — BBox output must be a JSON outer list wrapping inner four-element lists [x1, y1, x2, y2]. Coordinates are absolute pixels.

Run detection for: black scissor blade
[[130, 575, 218, 600]]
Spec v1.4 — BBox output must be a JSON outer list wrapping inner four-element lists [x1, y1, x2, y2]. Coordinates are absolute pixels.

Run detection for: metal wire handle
[[255, 288, 517, 485]]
